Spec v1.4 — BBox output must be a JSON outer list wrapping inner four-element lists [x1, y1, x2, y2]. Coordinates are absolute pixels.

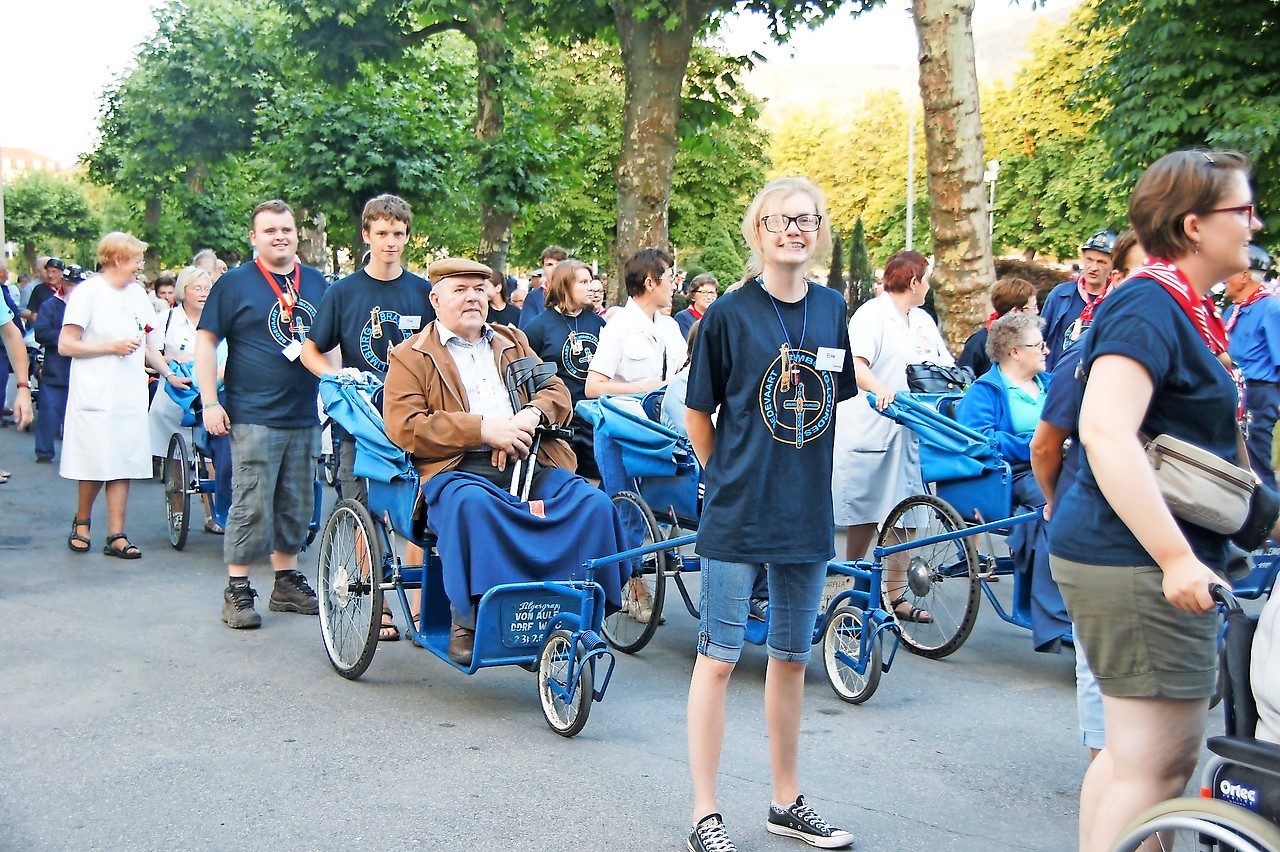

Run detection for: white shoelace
[[694, 817, 736, 852]]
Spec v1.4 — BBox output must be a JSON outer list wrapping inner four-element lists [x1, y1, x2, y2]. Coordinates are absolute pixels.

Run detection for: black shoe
[[749, 597, 769, 622], [222, 580, 262, 629], [35, 455, 53, 464], [766, 796, 854, 848], [688, 813, 737, 852], [268, 570, 319, 614], [448, 624, 475, 666]]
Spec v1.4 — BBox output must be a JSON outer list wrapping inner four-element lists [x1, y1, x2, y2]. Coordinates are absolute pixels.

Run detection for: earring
[[1194, 242, 1201, 255]]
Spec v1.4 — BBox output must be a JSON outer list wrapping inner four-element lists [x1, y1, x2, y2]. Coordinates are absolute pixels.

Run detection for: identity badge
[[816, 347, 845, 371], [281, 340, 303, 361], [398, 315, 422, 332]]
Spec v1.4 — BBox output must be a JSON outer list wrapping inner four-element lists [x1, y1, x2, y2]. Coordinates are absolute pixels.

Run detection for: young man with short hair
[[196, 200, 328, 629], [518, 245, 568, 328]]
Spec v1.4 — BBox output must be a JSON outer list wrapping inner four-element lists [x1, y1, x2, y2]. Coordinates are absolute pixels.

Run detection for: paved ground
[[0, 416, 1228, 851]]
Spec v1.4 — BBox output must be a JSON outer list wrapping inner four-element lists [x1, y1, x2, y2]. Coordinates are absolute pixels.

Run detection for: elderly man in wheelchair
[[383, 258, 624, 666]]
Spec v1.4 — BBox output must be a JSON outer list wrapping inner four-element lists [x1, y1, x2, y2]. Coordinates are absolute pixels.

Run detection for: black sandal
[[890, 595, 934, 624], [379, 608, 401, 642], [103, 533, 142, 560], [68, 518, 91, 553]]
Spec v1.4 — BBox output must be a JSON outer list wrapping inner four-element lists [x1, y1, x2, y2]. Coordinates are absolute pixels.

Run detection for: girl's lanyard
[[1225, 287, 1268, 335], [762, 278, 808, 394], [1128, 259, 1244, 421], [562, 309, 583, 355], [255, 256, 302, 338]]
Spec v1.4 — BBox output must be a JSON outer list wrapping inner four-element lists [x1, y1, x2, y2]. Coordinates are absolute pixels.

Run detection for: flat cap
[[428, 257, 493, 285]]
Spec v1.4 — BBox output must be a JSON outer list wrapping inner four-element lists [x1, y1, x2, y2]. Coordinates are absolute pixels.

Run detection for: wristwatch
[[520, 404, 547, 426]]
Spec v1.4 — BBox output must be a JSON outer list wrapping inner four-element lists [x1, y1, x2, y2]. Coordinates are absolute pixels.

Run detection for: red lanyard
[[1225, 287, 1269, 335], [254, 256, 300, 322]]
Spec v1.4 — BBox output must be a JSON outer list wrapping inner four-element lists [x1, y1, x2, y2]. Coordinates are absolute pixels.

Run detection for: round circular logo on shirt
[[267, 298, 318, 349], [560, 332, 599, 380], [359, 308, 408, 373], [758, 349, 835, 448]]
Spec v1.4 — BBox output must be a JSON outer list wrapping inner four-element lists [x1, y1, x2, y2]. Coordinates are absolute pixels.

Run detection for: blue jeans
[[1244, 382, 1279, 491], [698, 558, 826, 665], [34, 383, 68, 459]]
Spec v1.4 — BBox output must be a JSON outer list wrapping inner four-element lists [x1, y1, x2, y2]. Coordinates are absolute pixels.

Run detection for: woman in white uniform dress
[[832, 250, 953, 622], [61, 232, 186, 558]]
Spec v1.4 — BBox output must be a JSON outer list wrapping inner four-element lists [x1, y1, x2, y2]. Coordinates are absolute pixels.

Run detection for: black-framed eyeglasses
[[1208, 203, 1256, 222], [760, 214, 822, 233], [1017, 341, 1048, 351]]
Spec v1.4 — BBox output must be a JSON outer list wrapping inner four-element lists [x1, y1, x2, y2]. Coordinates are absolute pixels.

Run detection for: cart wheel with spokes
[[602, 491, 667, 654], [317, 499, 384, 679], [164, 432, 192, 550], [822, 605, 882, 704], [878, 494, 980, 659], [538, 629, 593, 737]]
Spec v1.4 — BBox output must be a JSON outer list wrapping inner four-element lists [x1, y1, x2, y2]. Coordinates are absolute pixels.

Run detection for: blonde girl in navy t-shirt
[[683, 178, 857, 852]]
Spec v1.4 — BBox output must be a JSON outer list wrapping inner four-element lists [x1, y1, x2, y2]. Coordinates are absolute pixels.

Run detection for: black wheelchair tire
[[317, 498, 384, 680], [1111, 796, 1280, 851], [822, 605, 882, 705], [602, 491, 667, 655], [164, 432, 191, 551], [538, 629, 592, 737], [878, 494, 981, 659]]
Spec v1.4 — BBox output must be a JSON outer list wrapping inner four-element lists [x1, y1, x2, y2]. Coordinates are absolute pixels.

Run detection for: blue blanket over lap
[[420, 468, 628, 613]]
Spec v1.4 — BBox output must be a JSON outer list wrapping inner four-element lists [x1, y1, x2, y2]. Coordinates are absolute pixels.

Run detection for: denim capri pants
[[698, 558, 827, 665]]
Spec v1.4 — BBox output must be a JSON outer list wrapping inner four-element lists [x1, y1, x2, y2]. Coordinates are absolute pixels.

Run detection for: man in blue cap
[[1224, 244, 1280, 490], [1040, 230, 1116, 368]]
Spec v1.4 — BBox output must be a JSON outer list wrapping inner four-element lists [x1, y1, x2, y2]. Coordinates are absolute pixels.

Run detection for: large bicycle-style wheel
[[602, 491, 667, 654], [1111, 797, 1280, 852], [538, 629, 593, 737], [163, 432, 192, 551], [878, 494, 980, 659], [822, 605, 883, 705], [317, 499, 384, 679]]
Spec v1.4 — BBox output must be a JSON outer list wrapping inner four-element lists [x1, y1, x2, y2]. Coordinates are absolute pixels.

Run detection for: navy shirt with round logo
[[199, 261, 328, 428], [686, 280, 857, 563], [308, 268, 434, 375], [522, 307, 606, 407]]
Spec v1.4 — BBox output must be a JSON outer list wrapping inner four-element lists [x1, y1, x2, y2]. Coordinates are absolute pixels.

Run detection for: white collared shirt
[[436, 321, 514, 422], [588, 297, 687, 383]]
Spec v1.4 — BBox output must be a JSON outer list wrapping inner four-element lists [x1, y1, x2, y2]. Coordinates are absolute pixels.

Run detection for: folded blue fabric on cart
[[421, 468, 628, 612]]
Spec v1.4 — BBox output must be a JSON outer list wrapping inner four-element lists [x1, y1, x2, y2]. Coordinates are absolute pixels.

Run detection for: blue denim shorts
[[698, 558, 827, 665]]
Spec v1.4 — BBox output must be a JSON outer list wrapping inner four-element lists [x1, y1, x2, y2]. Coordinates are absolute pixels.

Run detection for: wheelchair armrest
[[1207, 735, 1280, 769]]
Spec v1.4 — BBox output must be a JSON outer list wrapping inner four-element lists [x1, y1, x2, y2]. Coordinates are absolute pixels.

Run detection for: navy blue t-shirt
[[489, 302, 521, 327], [522, 307, 606, 407], [519, 287, 546, 328], [199, 261, 328, 428], [1048, 278, 1237, 568], [308, 268, 434, 375], [1038, 335, 1086, 502], [686, 279, 858, 563]]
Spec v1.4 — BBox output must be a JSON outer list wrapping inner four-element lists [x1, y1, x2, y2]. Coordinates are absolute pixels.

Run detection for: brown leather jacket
[[383, 321, 576, 483]]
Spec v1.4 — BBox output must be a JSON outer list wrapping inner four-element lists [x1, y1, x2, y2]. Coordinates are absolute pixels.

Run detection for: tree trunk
[[297, 210, 327, 269], [912, 0, 994, 353], [611, 2, 706, 304], [471, 9, 513, 273], [23, 241, 36, 274]]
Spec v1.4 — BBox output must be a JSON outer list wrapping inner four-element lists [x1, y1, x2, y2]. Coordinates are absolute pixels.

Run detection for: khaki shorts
[[1049, 556, 1219, 700]]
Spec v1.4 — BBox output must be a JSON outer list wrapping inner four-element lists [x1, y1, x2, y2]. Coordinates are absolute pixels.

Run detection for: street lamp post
[[983, 159, 1000, 246]]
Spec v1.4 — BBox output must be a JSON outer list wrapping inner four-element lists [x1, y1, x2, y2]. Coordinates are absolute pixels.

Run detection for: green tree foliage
[[4, 171, 98, 271], [1085, 0, 1280, 235], [512, 40, 768, 272], [85, 0, 283, 261], [696, 221, 747, 284], [847, 215, 875, 313], [254, 38, 478, 259], [827, 233, 843, 291], [981, 6, 1127, 259]]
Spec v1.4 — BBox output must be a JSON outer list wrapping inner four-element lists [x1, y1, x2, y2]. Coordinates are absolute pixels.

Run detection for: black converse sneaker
[[268, 570, 319, 615], [766, 796, 854, 848], [688, 813, 737, 852]]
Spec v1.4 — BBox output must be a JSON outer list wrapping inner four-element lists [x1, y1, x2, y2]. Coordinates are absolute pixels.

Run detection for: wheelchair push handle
[[1210, 583, 1242, 613]]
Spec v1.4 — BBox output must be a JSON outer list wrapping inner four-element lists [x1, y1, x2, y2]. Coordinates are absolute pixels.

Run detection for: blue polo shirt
[[1224, 293, 1280, 383]]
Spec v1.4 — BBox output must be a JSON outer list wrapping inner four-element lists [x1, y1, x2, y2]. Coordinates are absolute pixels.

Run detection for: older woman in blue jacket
[[957, 311, 1071, 651]]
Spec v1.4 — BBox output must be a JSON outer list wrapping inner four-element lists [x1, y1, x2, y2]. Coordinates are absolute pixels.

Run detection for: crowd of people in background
[[4, 154, 1280, 852]]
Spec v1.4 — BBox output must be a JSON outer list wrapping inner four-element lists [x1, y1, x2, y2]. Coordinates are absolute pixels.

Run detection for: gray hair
[[174, 266, 212, 302], [986, 311, 1043, 365]]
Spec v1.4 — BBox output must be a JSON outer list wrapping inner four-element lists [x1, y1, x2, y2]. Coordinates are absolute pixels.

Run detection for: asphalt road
[[0, 416, 1227, 852]]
